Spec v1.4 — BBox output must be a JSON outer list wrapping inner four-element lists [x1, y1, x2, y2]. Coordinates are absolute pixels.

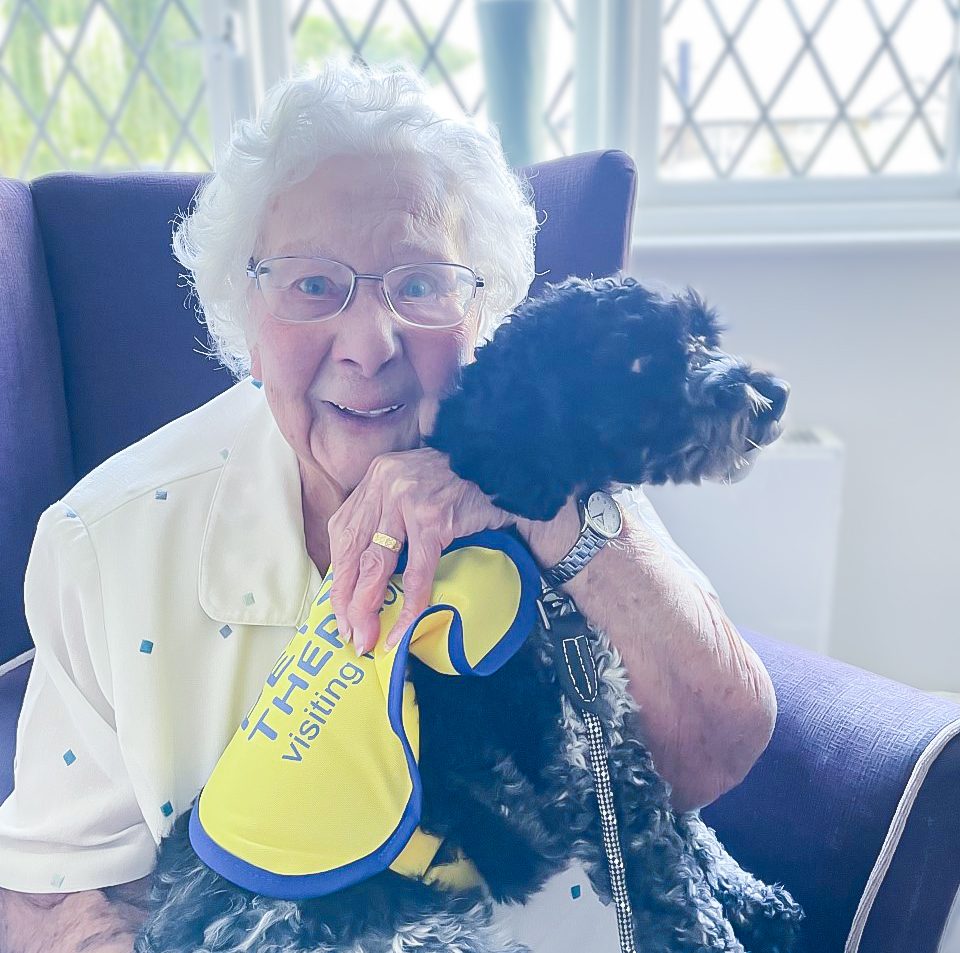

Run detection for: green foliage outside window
[[0, 0, 212, 176], [0, 0, 475, 178]]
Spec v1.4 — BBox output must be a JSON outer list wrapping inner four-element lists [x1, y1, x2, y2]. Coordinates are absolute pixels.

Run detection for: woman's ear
[[244, 308, 263, 380], [461, 297, 485, 366], [475, 294, 485, 331], [242, 282, 266, 380]]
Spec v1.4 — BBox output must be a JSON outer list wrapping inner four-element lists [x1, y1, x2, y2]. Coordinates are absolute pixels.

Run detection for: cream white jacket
[[0, 376, 715, 950]]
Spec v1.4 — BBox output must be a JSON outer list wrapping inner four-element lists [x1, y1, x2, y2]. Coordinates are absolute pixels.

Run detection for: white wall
[[627, 236, 960, 693]]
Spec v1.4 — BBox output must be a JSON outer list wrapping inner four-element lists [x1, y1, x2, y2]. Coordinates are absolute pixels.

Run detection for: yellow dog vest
[[188, 529, 541, 900]]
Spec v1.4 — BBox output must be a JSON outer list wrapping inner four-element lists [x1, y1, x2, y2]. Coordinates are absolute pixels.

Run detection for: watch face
[[585, 491, 622, 539]]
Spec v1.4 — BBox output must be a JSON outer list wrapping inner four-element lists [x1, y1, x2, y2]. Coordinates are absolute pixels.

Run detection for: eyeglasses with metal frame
[[246, 255, 485, 330]]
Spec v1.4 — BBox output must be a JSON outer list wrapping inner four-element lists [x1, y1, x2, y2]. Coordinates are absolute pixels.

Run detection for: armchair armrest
[[703, 627, 960, 953]]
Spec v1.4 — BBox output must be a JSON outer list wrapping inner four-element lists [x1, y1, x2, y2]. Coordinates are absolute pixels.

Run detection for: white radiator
[[643, 427, 845, 656]]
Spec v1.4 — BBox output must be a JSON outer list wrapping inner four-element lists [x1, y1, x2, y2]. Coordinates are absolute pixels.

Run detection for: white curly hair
[[172, 56, 541, 380]]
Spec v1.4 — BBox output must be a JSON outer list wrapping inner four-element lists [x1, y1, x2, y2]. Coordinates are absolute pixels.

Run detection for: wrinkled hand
[[327, 448, 515, 654]]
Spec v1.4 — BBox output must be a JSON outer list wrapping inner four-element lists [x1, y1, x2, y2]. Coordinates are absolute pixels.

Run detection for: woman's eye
[[297, 275, 337, 297], [400, 276, 435, 298]]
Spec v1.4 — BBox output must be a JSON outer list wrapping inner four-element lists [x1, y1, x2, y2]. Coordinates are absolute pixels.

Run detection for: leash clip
[[536, 580, 578, 631]]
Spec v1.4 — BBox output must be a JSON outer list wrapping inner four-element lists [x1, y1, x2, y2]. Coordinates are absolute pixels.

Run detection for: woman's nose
[[329, 277, 402, 377]]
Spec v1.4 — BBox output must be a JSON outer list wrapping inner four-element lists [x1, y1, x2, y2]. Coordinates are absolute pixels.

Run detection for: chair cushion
[[28, 172, 227, 484], [523, 148, 637, 300], [0, 178, 74, 665]]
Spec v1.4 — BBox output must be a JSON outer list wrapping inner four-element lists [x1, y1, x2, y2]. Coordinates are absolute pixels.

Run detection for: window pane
[[659, 0, 958, 180], [0, 0, 213, 177]]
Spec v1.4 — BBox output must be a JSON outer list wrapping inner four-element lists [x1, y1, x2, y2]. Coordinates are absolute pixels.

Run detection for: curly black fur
[[430, 276, 789, 521], [135, 276, 802, 953]]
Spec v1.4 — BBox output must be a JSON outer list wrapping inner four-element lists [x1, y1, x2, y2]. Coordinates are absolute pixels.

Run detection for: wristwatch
[[541, 489, 624, 589]]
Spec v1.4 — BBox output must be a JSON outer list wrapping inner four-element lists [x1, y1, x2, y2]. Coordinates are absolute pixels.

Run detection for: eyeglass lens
[[256, 258, 477, 327]]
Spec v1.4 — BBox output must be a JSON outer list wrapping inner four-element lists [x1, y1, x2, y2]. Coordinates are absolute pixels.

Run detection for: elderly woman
[[0, 59, 775, 953]]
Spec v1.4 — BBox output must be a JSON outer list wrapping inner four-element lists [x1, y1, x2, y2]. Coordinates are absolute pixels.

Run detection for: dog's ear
[[675, 286, 726, 347]]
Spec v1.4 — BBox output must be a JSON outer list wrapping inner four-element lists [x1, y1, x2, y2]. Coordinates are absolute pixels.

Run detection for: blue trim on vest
[[189, 779, 422, 900], [439, 530, 542, 677]]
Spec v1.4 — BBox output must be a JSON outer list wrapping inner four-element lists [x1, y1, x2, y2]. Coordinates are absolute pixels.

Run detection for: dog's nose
[[761, 377, 790, 422]]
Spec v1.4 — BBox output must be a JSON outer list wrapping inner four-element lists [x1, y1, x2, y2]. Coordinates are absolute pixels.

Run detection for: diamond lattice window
[[659, 0, 959, 179], [288, 0, 575, 161], [0, 0, 213, 177]]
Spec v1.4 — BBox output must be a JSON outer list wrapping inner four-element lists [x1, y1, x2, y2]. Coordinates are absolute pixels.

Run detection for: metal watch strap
[[541, 521, 607, 588]]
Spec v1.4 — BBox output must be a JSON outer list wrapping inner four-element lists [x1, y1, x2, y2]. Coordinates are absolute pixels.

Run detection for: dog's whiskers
[[745, 384, 774, 414]]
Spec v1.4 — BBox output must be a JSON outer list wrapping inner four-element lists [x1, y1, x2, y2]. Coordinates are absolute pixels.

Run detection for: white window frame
[[199, 0, 293, 166], [203, 0, 960, 242], [579, 0, 960, 244]]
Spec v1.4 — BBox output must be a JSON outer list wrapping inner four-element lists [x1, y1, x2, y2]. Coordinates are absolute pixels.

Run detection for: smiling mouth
[[324, 401, 407, 420]]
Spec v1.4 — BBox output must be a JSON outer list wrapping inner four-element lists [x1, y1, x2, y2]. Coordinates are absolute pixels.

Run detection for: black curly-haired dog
[[134, 275, 803, 953]]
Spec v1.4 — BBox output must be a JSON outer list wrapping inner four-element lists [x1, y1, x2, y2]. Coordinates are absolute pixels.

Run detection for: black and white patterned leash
[[537, 585, 637, 953]]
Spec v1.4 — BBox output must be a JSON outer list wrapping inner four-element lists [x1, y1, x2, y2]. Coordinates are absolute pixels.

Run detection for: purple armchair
[[2, 151, 958, 952]]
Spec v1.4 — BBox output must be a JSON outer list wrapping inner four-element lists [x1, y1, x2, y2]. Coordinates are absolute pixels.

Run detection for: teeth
[[333, 402, 403, 417]]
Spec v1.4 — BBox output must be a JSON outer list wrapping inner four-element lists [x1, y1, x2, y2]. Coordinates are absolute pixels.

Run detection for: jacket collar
[[199, 380, 323, 627]]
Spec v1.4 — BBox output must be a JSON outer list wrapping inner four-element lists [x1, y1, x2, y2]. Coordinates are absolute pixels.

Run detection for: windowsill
[[632, 228, 960, 250], [630, 197, 960, 250]]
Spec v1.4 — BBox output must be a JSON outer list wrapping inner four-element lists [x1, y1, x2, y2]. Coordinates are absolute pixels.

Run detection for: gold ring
[[372, 531, 403, 553]]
